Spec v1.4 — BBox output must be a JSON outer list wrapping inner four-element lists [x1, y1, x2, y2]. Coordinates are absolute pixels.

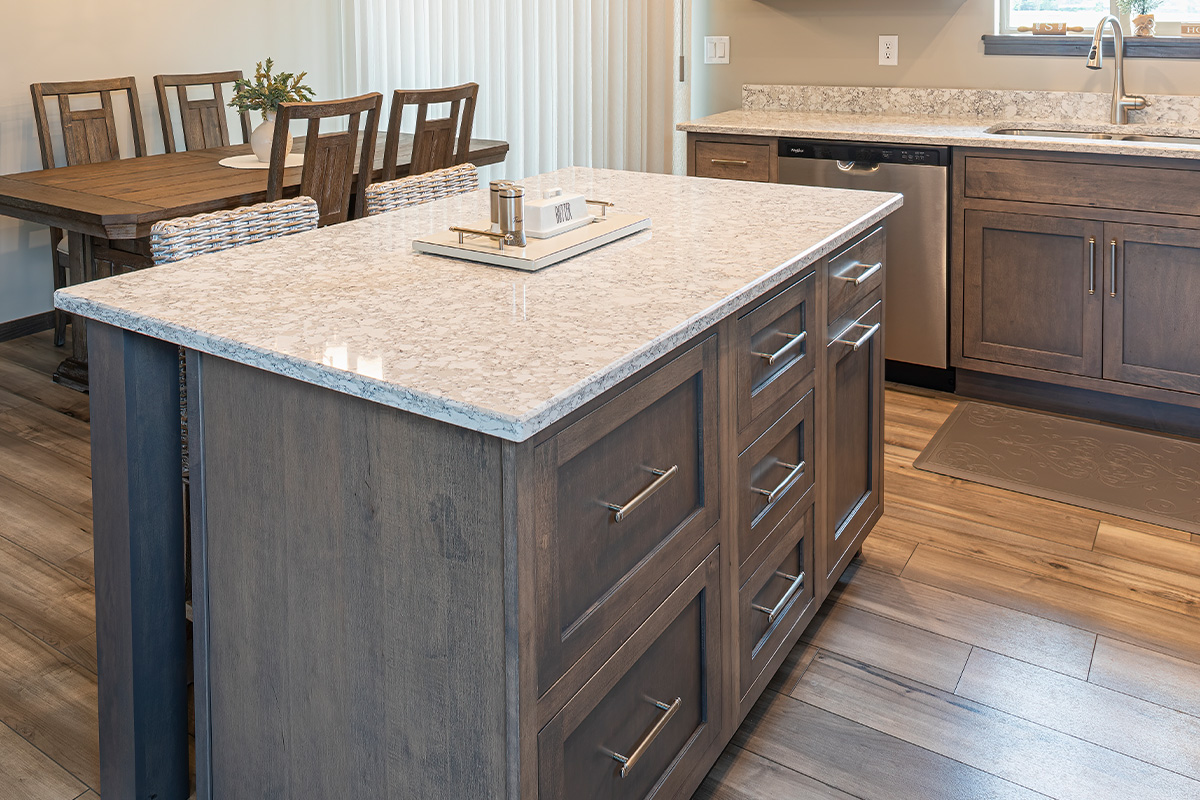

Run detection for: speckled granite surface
[[55, 167, 901, 442], [678, 85, 1200, 160]]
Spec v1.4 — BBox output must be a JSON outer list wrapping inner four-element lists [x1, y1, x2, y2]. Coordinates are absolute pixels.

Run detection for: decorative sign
[[1183, 23, 1200, 36], [1017, 23, 1085, 35]]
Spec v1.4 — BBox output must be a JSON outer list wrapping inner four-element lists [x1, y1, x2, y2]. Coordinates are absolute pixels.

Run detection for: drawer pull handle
[[711, 158, 749, 166], [1110, 239, 1118, 298], [752, 571, 807, 623], [835, 261, 883, 286], [611, 696, 682, 778], [751, 459, 806, 505], [753, 331, 807, 367], [1088, 237, 1096, 295], [603, 465, 679, 523], [835, 322, 881, 352]]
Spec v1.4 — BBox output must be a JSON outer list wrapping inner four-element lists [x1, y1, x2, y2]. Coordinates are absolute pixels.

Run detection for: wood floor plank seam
[[722, 731, 873, 800], [952, 645, 974, 694], [0, 607, 97, 678], [0, 715, 93, 798]]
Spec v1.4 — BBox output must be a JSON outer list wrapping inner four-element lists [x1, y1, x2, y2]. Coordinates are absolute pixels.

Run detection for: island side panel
[[88, 323, 190, 800], [192, 356, 510, 798]]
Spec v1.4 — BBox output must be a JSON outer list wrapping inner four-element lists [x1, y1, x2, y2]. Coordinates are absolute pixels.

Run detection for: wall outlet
[[879, 35, 898, 66], [705, 36, 730, 65]]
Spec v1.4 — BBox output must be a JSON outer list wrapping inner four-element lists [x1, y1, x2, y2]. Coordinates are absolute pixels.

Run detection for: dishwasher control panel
[[779, 139, 949, 167]]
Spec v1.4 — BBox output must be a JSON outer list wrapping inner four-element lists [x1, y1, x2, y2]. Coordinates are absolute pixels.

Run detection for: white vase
[[250, 111, 293, 163]]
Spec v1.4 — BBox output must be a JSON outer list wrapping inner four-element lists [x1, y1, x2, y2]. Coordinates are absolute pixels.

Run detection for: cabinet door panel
[[824, 297, 884, 590], [1104, 224, 1200, 394], [963, 210, 1103, 376]]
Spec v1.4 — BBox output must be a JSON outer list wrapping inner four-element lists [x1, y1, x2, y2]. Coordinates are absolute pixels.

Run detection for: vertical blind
[[340, 0, 689, 179]]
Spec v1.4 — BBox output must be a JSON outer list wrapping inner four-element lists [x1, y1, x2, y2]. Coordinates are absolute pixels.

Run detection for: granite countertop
[[56, 167, 901, 442], [679, 85, 1200, 160]]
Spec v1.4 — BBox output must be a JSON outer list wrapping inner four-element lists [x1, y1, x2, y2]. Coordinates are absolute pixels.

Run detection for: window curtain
[[339, 0, 690, 179]]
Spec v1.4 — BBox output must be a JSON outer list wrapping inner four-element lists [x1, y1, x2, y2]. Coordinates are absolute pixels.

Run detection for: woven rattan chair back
[[383, 83, 479, 181], [267, 93, 383, 227], [150, 196, 319, 265], [154, 71, 252, 153], [364, 163, 479, 217]]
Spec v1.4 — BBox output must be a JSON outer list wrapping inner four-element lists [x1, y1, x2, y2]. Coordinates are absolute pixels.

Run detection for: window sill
[[983, 34, 1200, 58]]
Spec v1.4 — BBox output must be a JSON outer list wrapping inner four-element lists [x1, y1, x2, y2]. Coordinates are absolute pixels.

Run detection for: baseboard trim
[[0, 311, 54, 343]]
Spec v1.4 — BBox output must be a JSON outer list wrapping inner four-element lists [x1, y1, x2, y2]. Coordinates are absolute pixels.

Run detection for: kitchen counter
[[679, 84, 1200, 160], [56, 166, 900, 441]]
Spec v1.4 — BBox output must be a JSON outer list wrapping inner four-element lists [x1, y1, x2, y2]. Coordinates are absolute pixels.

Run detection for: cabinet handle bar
[[835, 261, 883, 286], [611, 696, 682, 778], [1088, 237, 1096, 295], [603, 465, 678, 523], [751, 460, 806, 505], [835, 322, 881, 351], [753, 331, 807, 366], [752, 571, 807, 623], [710, 158, 749, 166], [1110, 239, 1118, 298]]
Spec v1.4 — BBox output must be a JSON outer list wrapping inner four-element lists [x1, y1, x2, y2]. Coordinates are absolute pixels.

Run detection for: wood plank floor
[[1, 331, 1199, 799]]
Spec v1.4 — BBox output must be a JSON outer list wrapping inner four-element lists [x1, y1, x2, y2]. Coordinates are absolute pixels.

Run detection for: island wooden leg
[[53, 231, 93, 392], [88, 322, 190, 800]]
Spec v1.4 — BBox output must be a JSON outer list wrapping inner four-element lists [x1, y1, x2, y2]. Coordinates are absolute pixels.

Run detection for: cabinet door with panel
[[824, 297, 884, 589], [962, 210, 1104, 377], [1103, 223, 1200, 394]]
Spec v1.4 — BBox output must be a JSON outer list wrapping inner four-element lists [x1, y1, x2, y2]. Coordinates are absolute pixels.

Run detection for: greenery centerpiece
[[229, 58, 316, 161], [1117, 0, 1164, 36]]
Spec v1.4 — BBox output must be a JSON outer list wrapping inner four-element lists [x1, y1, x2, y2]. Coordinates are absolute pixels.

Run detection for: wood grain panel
[[834, 563, 1097, 680], [693, 141, 771, 182], [797, 650, 1200, 800], [956, 648, 1200, 781]]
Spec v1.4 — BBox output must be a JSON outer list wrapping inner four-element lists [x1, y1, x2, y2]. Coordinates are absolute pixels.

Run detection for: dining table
[[0, 132, 510, 391]]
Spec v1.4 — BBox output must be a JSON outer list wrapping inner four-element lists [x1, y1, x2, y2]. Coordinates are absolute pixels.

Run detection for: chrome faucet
[[1086, 15, 1146, 124]]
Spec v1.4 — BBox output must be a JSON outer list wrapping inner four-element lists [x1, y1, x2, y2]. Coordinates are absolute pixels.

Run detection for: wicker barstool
[[150, 195, 318, 607], [363, 163, 479, 217]]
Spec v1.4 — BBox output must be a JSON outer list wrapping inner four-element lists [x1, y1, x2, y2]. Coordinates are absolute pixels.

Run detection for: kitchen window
[[989, 0, 1200, 54]]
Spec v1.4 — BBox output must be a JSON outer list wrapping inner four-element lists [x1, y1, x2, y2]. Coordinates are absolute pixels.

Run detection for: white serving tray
[[412, 212, 651, 272]]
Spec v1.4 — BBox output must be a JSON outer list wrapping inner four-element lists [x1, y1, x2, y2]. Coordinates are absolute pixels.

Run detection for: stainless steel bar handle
[[753, 331, 807, 367], [751, 571, 807, 623], [450, 226, 512, 251], [835, 322, 881, 352], [611, 697, 682, 778], [604, 465, 679, 523], [710, 158, 749, 166], [1088, 237, 1096, 295], [1110, 239, 1118, 298], [835, 261, 883, 286], [751, 460, 806, 505]]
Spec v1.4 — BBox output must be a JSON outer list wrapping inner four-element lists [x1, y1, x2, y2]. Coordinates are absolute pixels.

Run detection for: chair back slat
[[364, 163, 479, 217], [266, 93, 382, 226], [32, 77, 147, 168], [383, 82, 478, 180], [154, 71, 250, 153], [150, 196, 319, 265]]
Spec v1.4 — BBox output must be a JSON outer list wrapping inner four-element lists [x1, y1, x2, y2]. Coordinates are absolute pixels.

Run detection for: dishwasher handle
[[836, 160, 881, 174]]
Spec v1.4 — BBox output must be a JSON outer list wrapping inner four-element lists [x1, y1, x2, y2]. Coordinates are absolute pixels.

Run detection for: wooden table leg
[[89, 323, 190, 800], [52, 231, 93, 392]]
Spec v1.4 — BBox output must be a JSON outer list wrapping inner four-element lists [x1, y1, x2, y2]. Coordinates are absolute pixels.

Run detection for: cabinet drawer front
[[535, 337, 720, 695], [828, 226, 885, 321], [539, 549, 723, 800], [737, 388, 815, 583], [737, 271, 816, 435], [825, 297, 884, 586], [739, 505, 815, 704], [694, 141, 771, 182], [963, 155, 1200, 217]]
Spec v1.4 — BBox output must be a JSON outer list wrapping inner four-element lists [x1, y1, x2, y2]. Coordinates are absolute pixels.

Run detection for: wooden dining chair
[[382, 82, 479, 181], [149, 195, 319, 604], [364, 163, 479, 217], [266, 93, 383, 226], [30, 76, 150, 345], [153, 71, 252, 153]]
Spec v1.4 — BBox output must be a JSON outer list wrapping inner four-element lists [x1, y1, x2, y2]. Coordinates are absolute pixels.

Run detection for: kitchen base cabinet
[[953, 148, 1200, 415], [177, 230, 887, 800]]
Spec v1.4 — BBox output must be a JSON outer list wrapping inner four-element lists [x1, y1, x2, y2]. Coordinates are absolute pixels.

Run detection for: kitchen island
[[56, 167, 900, 800]]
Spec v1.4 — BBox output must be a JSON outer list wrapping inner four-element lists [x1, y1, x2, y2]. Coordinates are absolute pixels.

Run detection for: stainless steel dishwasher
[[779, 139, 949, 372]]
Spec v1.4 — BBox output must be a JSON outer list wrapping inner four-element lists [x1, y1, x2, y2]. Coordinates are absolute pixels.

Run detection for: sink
[[989, 128, 1113, 140], [988, 128, 1200, 145], [1118, 134, 1200, 145]]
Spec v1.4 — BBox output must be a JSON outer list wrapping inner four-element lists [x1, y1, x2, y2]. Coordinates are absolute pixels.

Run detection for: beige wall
[[692, 0, 1200, 118], [0, 0, 341, 324]]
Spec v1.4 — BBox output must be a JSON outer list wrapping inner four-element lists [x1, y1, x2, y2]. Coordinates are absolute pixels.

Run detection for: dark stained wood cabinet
[[1104, 223, 1200, 394], [962, 210, 1103, 377], [953, 148, 1200, 414], [185, 221, 889, 799]]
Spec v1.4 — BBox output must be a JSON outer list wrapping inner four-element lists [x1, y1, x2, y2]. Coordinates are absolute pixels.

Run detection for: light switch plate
[[879, 35, 898, 66], [705, 36, 730, 65]]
